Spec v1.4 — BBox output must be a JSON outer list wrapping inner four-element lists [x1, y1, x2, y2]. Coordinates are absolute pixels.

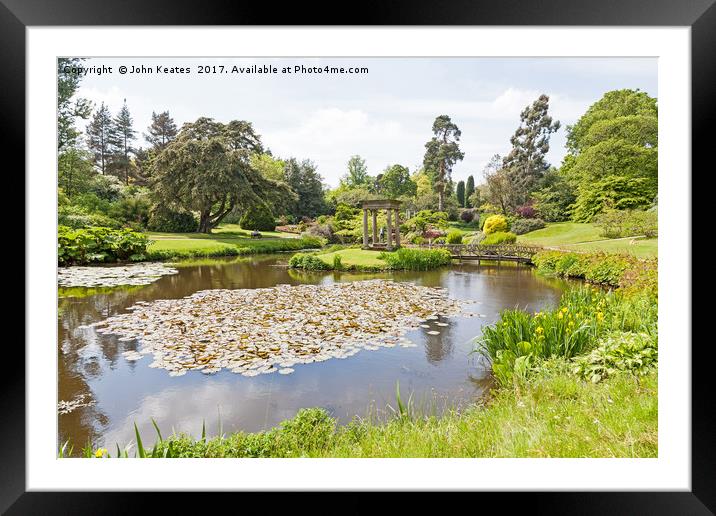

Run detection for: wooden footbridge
[[406, 243, 543, 264]]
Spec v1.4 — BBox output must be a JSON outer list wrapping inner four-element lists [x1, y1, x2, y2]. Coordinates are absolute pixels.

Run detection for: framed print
[[4, 0, 711, 512]]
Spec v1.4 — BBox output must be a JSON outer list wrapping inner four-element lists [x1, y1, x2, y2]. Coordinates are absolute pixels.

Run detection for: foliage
[[283, 158, 329, 219], [481, 231, 517, 245], [288, 252, 333, 271], [446, 230, 464, 244], [402, 210, 449, 233], [531, 167, 576, 222], [483, 214, 509, 235], [564, 89, 658, 221], [147, 208, 198, 233], [379, 248, 452, 271], [593, 209, 657, 238], [303, 223, 335, 243], [502, 95, 560, 207], [57, 58, 93, 152], [145, 111, 178, 150], [343, 155, 371, 188], [516, 204, 536, 218], [510, 218, 546, 235], [239, 203, 276, 231], [58, 226, 149, 265], [377, 164, 417, 198], [465, 175, 475, 208], [423, 115, 464, 211], [456, 180, 466, 207], [465, 232, 486, 245], [460, 209, 476, 223], [478, 285, 656, 387], [151, 117, 295, 233], [573, 331, 657, 383]]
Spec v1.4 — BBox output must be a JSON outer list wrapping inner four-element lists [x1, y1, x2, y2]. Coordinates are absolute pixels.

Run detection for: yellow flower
[[558, 312, 564, 319], [561, 307, 568, 313], [568, 321, 574, 327], [535, 326, 544, 334], [95, 448, 107, 458], [596, 311, 604, 321]]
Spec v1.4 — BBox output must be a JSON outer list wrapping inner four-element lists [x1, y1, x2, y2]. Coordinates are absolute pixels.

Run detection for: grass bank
[[288, 247, 452, 272], [78, 363, 656, 458], [146, 235, 323, 260], [518, 222, 657, 258]]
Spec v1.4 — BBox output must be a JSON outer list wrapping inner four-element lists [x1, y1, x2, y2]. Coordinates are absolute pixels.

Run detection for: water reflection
[[58, 255, 569, 454]]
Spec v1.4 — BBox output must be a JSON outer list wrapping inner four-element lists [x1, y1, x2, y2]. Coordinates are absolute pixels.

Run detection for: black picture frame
[[4, 0, 709, 513]]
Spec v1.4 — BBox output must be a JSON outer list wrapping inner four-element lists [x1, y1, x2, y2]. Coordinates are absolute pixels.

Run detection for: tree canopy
[[151, 118, 294, 232]]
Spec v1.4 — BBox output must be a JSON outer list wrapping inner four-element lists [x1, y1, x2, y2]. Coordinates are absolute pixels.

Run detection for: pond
[[58, 255, 569, 454]]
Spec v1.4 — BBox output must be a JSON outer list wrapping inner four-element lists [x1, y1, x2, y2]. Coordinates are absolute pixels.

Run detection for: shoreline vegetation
[[64, 248, 658, 459]]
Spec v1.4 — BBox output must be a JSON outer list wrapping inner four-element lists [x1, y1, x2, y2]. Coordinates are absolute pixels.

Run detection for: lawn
[[314, 248, 387, 268], [517, 222, 605, 246], [518, 222, 657, 258]]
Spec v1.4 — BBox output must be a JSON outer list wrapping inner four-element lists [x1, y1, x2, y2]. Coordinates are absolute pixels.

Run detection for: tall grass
[[478, 286, 657, 386], [379, 248, 452, 271]]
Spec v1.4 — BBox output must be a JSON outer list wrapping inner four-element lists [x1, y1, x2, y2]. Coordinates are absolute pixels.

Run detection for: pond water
[[58, 255, 569, 454]]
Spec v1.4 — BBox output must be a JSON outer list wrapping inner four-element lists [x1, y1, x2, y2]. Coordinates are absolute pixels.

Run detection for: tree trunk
[[198, 211, 212, 233]]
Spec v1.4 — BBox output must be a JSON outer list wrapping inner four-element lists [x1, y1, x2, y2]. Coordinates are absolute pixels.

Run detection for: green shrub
[[481, 231, 517, 245], [573, 331, 657, 383], [478, 212, 498, 231], [593, 209, 658, 238], [446, 230, 464, 244], [147, 208, 198, 233], [378, 248, 452, 270], [239, 203, 276, 231], [58, 211, 123, 229], [58, 226, 150, 266], [288, 253, 332, 270], [533, 250, 644, 289], [510, 218, 546, 235], [483, 214, 508, 234], [465, 232, 485, 245]]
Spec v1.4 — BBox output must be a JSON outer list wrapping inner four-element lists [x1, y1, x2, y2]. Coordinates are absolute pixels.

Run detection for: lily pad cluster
[[58, 263, 179, 288], [58, 394, 95, 415], [94, 280, 468, 377]]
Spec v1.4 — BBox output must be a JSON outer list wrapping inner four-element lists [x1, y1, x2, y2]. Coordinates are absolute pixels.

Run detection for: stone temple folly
[[361, 199, 402, 250]]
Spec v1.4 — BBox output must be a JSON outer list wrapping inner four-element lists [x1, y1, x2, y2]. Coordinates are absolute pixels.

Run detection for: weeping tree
[[151, 117, 295, 233]]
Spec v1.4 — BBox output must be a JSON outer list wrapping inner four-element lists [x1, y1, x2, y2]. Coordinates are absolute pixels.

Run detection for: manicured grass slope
[[518, 222, 657, 258]]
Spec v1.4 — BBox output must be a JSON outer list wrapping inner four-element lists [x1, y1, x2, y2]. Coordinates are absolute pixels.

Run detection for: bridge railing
[[406, 243, 543, 259]]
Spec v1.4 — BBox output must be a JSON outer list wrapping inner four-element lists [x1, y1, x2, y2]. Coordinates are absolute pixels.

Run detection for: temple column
[[372, 210, 378, 245], [362, 208, 369, 248], [394, 209, 401, 247], [386, 209, 393, 249]]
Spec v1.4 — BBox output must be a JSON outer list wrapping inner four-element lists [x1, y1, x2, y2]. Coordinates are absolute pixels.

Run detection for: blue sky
[[75, 57, 657, 187]]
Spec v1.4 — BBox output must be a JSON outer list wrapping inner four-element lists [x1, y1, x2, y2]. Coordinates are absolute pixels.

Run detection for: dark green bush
[[58, 226, 150, 265], [510, 218, 546, 235], [147, 208, 198, 233], [239, 203, 276, 232]]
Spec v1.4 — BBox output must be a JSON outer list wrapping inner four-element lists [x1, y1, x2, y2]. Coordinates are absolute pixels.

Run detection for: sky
[[73, 57, 657, 188]]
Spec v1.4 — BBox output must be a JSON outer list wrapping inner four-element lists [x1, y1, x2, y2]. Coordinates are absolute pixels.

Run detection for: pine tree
[[465, 175, 475, 208], [502, 95, 560, 207], [86, 103, 116, 175], [423, 115, 464, 211], [113, 100, 136, 185], [145, 111, 178, 150]]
